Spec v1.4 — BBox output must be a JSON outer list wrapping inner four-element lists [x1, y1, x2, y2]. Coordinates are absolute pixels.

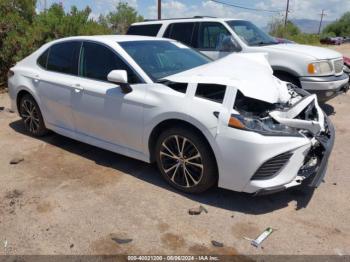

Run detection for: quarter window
[[127, 24, 162, 36], [46, 41, 81, 75], [197, 22, 231, 50], [79, 42, 140, 83], [37, 49, 49, 68]]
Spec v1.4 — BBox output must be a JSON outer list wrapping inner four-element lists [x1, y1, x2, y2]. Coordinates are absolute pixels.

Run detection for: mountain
[[291, 19, 333, 34]]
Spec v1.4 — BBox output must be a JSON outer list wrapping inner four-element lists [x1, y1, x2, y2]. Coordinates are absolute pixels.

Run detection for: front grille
[[333, 59, 344, 75], [251, 152, 293, 180]]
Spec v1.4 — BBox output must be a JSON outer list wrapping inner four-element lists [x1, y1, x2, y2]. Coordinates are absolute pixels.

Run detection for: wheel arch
[[16, 89, 34, 112], [16, 88, 46, 122], [147, 118, 219, 175], [272, 66, 301, 87]]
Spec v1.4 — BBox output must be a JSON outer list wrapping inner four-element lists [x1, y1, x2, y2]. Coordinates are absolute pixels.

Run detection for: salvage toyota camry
[[7, 36, 334, 194]]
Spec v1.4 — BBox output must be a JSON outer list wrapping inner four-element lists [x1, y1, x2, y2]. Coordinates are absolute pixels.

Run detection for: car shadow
[[9, 120, 316, 215]]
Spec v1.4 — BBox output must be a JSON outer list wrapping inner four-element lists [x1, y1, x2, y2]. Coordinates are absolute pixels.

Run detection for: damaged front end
[[233, 84, 335, 192]]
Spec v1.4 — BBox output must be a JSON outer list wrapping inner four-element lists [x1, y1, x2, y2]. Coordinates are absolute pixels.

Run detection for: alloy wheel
[[159, 135, 204, 188], [20, 99, 40, 134]]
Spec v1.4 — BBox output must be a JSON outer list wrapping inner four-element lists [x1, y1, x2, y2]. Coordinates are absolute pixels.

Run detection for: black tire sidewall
[[155, 127, 217, 193], [20, 94, 48, 137]]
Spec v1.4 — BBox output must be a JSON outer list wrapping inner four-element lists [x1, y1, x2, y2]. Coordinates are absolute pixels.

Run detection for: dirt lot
[[0, 82, 350, 255], [327, 43, 350, 57]]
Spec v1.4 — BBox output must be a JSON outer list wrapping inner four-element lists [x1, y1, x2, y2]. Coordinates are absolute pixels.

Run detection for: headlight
[[228, 114, 301, 136], [307, 61, 332, 75]]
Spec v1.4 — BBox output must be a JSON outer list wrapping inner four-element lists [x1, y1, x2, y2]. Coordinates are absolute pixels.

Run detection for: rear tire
[[155, 127, 217, 193], [19, 94, 48, 137]]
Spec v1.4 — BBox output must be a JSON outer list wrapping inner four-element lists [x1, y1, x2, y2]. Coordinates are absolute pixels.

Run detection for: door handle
[[33, 74, 40, 82], [72, 83, 83, 93]]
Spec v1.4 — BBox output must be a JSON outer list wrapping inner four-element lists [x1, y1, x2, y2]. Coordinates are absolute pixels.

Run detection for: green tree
[[323, 12, 350, 37], [0, 1, 111, 87], [268, 18, 301, 38], [0, 0, 36, 86], [268, 18, 320, 45], [105, 2, 143, 34]]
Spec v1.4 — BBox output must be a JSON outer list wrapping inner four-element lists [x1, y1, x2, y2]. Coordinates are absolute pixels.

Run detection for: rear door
[[163, 22, 197, 47], [36, 41, 81, 133]]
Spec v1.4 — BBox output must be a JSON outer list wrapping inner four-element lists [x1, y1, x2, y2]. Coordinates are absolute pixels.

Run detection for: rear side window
[[127, 24, 162, 36], [164, 22, 196, 46], [80, 41, 140, 83], [46, 41, 81, 75], [37, 49, 49, 68], [197, 22, 231, 50]]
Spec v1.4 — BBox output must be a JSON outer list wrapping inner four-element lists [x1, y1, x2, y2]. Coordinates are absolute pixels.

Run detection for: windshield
[[119, 40, 211, 81], [227, 20, 278, 46]]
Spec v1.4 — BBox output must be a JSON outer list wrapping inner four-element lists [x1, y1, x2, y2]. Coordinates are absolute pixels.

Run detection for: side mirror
[[218, 36, 242, 52], [107, 70, 132, 93]]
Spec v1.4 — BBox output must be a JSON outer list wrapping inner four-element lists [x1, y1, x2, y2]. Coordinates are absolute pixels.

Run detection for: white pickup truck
[[127, 17, 349, 102]]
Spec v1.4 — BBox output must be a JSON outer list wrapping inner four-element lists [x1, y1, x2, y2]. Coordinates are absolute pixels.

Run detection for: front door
[[197, 22, 236, 60], [71, 41, 146, 153]]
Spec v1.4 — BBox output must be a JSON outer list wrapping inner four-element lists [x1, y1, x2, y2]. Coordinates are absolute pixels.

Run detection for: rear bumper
[[255, 115, 335, 195], [300, 73, 349, 102]]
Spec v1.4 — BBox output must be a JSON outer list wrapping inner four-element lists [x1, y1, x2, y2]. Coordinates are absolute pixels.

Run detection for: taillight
[[7, 70, 14, 78]]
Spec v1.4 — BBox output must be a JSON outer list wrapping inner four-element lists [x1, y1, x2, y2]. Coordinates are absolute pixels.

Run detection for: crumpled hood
[[163, 53, 290, 104], [261, 43, 342, 60]]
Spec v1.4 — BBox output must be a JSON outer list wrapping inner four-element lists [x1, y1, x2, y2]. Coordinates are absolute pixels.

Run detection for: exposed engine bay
[[233, 84, 325, 137]]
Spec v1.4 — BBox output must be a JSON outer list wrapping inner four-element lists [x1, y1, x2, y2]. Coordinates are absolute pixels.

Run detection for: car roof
[[47, 35, 171, 45], [131, 17, 241, 25]]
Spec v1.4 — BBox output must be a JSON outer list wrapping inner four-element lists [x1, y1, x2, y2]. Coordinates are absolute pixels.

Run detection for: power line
[[209, 0, 283, 13]]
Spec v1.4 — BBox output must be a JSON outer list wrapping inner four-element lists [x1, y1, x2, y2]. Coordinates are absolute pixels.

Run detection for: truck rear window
[[127, 24, 162, 37]]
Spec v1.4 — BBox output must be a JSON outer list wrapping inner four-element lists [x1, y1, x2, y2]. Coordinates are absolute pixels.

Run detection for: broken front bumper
[[255, 115, 335, 195], [304, 115, 335, 187]]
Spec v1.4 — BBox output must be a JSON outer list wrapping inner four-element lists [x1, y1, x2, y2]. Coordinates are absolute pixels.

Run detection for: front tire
[[19, 94, 48, 137], [155, 127, 217, 193]]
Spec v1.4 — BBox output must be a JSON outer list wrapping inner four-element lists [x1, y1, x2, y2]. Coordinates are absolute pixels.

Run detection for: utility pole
[[318, 9, 327, 35], [44, 0, 47, 11], [158, 0, 161, 20], [284, 0, 290, 27]]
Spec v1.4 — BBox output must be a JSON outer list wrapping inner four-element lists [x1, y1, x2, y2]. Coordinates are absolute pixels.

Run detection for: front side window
[[79, 41, 140, 83], [164, 22, 196, 46], [46, 41, 81, 75], [197, 22, 231, 50], [227, 20, 277, 46], [119, 40, 211, 81]]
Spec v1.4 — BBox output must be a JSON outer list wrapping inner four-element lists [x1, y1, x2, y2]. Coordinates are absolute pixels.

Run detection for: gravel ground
[[327, 43, 350, 57], [0, 91, 349, 256]]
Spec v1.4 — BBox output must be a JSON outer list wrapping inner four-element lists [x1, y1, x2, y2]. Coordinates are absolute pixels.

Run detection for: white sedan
[[7, 35, 334, 194]]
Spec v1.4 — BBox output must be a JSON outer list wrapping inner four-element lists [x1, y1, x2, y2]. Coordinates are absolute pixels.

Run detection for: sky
[[36, 0, 350, 26]]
